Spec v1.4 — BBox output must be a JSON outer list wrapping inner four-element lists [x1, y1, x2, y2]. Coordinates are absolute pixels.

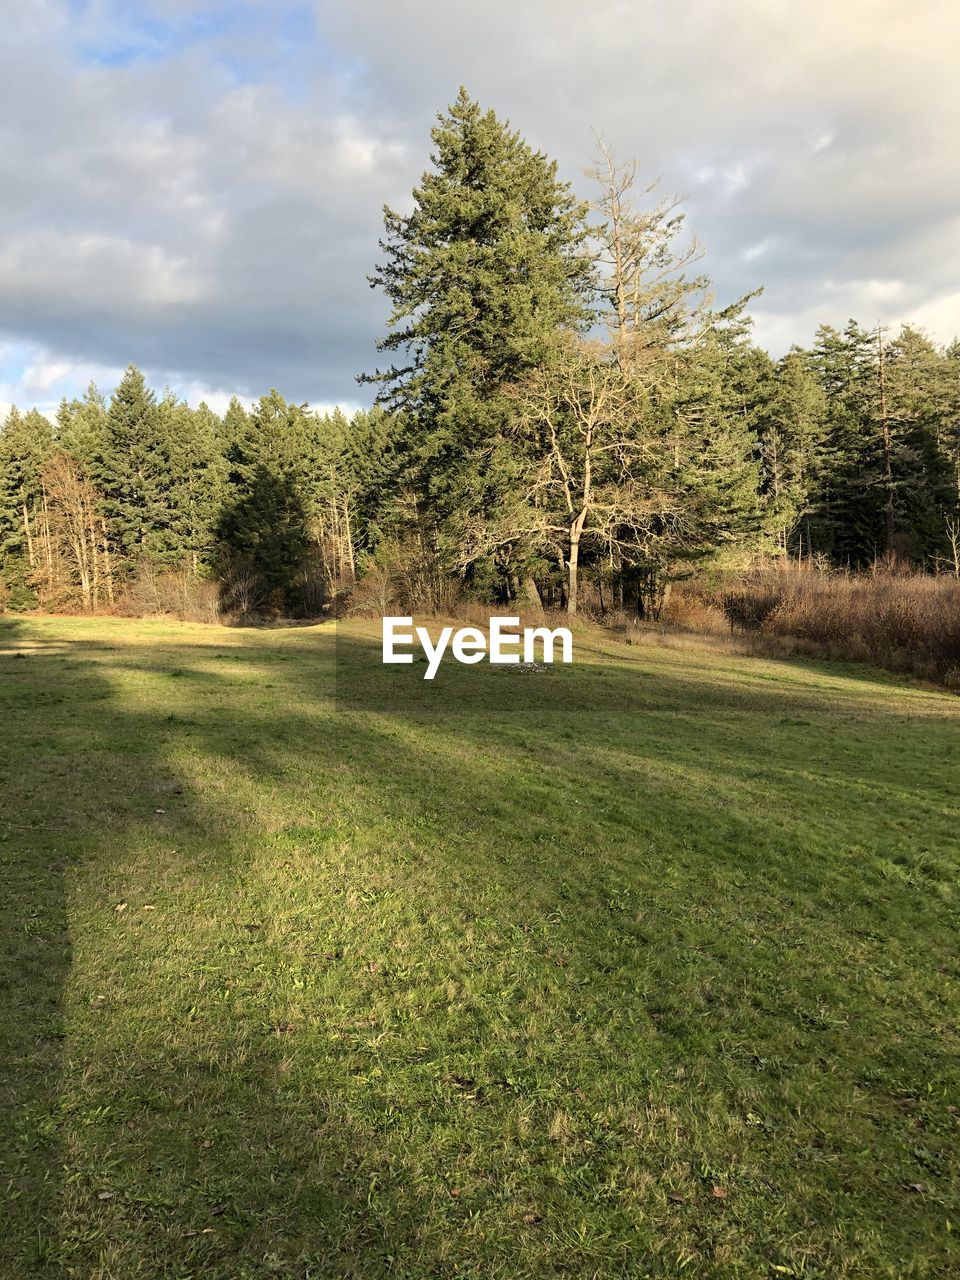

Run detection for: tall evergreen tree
[[217, 390, 311, 600], [92, 365, 180, 563], [56, 383, 107, 470], [808, 323, 884, 564], [662, 324, 763, 571], [757, 349, 828, 555], [156, 394, 225, 572], [941, 340, 960, 510], [0, 407, 55, 598], [364, 87, 593, 584], [220, 396, 250, 453], [884, 326, 953, 559]]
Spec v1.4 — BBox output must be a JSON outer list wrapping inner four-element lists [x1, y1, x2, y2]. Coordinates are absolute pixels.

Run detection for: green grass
[[1, 614, 958, 1279]]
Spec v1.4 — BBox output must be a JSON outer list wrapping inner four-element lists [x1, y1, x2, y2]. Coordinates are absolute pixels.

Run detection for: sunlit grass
[[1, 614, 958, 1278]]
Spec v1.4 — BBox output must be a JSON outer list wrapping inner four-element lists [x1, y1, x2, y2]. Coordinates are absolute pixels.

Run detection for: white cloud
[[906, 290, 960, 344], [742, 237, 775, 263], [21, 359, 76, 395], [0, 0, 956, 410]]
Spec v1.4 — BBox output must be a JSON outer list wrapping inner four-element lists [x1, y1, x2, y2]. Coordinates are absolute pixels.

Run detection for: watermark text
[[382, 616, 573, 679]]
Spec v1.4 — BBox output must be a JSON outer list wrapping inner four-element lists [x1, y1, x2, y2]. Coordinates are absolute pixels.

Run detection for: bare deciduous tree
[[36, 451, 113, 611], [586, 138, 709, 377]]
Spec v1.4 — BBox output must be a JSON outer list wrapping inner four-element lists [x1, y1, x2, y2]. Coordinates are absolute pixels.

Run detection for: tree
[[57, 383, 107, 469], [884, 326, 953, 561], [806, 323, 954, 565], [364, 87, 593, 589], [216, 390, 312, 603], [757, 349, 828, 555], [309, 408, 358, 594], [156, 395, 225, 573], [510, 337, 653, 614], [92, 365, 180, 565], [808, 322, 884, 564], [496, 149, 759, 616], [40, 450, 111, 610], [941, 340, 960, 502], [654, 323, 763, 588], [0, 407, 55, 601], [586, 140, 708, 375]]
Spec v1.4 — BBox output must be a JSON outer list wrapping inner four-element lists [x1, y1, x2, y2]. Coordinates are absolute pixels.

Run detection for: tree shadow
[[0, 616, 83, 1272]]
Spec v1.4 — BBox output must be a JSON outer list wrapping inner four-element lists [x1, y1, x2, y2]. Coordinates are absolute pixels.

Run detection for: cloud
[[0, 0, 957, 413]]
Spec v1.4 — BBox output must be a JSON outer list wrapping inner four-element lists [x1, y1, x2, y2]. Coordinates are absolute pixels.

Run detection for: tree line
[[2, 90, 959, 618]]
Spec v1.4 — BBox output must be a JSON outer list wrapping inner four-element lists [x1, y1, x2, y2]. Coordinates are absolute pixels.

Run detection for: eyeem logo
[[382, 616, 573, 680]]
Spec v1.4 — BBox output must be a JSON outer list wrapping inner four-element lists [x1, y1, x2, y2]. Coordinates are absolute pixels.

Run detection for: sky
[[1, 0, 958, 419]]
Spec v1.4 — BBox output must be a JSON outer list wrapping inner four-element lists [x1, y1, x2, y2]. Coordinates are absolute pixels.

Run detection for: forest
[[2, 91, 959, 627]]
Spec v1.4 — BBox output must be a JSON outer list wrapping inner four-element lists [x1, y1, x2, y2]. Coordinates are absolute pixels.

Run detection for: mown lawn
[[1, 614, 958, 1279]]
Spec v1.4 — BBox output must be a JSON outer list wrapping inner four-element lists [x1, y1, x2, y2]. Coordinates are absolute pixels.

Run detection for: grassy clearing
[[1, 614, 958, 1279]]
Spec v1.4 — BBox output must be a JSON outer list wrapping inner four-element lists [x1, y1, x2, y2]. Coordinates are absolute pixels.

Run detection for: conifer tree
[[156, 395, 225, 572], [0, 407, 55, 599], [365, 88, 593, 584], [57, 383, 108, 470], [217, 390, 311, 599], [757, 349, 828, 555], [941, 340, 960, 516], [92, 365, 179, 563], [661, 324, 763, 572], [221, 396, 251, 457], [885, 326, 953, 559], [809, 323, 883, 564]]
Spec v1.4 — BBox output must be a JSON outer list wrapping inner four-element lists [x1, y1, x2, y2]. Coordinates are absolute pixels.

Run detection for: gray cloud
[[1, 0, 957, 413]]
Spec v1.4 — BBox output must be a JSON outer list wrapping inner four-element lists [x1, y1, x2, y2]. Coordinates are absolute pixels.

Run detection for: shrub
[[5, 583, 38, 612], [214, 557, 267, 622], [721, 590, 783, 632], [346, 537, 460, 618], [666, 565, 960, 687], [118, 565, 222, 624], [660, 591, 728, 635]]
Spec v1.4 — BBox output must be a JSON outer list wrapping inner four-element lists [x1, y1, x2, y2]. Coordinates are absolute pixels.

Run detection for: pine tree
[[364, 88, 593, 585], [92, 365, 181, 564], [941, 340, 960, 516], [154, 395, 225, 573], [808, 323, 884, 564], [757, 349, 828, 556], [57, 383, 108, 470], [220, 397, 250, 453], [885, 326, 953, 560], [663, 324, 763, 570], [217, 390, 312, 600], [0, 407, 55, 602]]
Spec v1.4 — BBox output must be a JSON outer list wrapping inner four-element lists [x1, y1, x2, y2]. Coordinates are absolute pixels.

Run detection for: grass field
[[1, 614, 958, 1279]]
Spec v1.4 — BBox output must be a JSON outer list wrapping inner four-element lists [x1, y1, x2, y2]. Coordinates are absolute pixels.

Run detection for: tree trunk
[[68, 533, 91, 610], [520, 576, 542, 610], [877, 327, 894, 551], [567, 533, 580, 616], [22, 496, 35, 568], [101, 520, 115, 604], [342, 497, 355, 582]]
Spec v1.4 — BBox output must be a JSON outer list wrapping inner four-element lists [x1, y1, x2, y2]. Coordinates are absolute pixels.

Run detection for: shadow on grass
[[0, 616, 82, 1271], [1, 617, 958, 1277]]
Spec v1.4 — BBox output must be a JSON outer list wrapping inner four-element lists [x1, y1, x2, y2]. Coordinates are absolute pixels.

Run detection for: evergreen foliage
[[216, 390, 313, 600], [364, 88, 593, 586], [1, 92, 957, 615]]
